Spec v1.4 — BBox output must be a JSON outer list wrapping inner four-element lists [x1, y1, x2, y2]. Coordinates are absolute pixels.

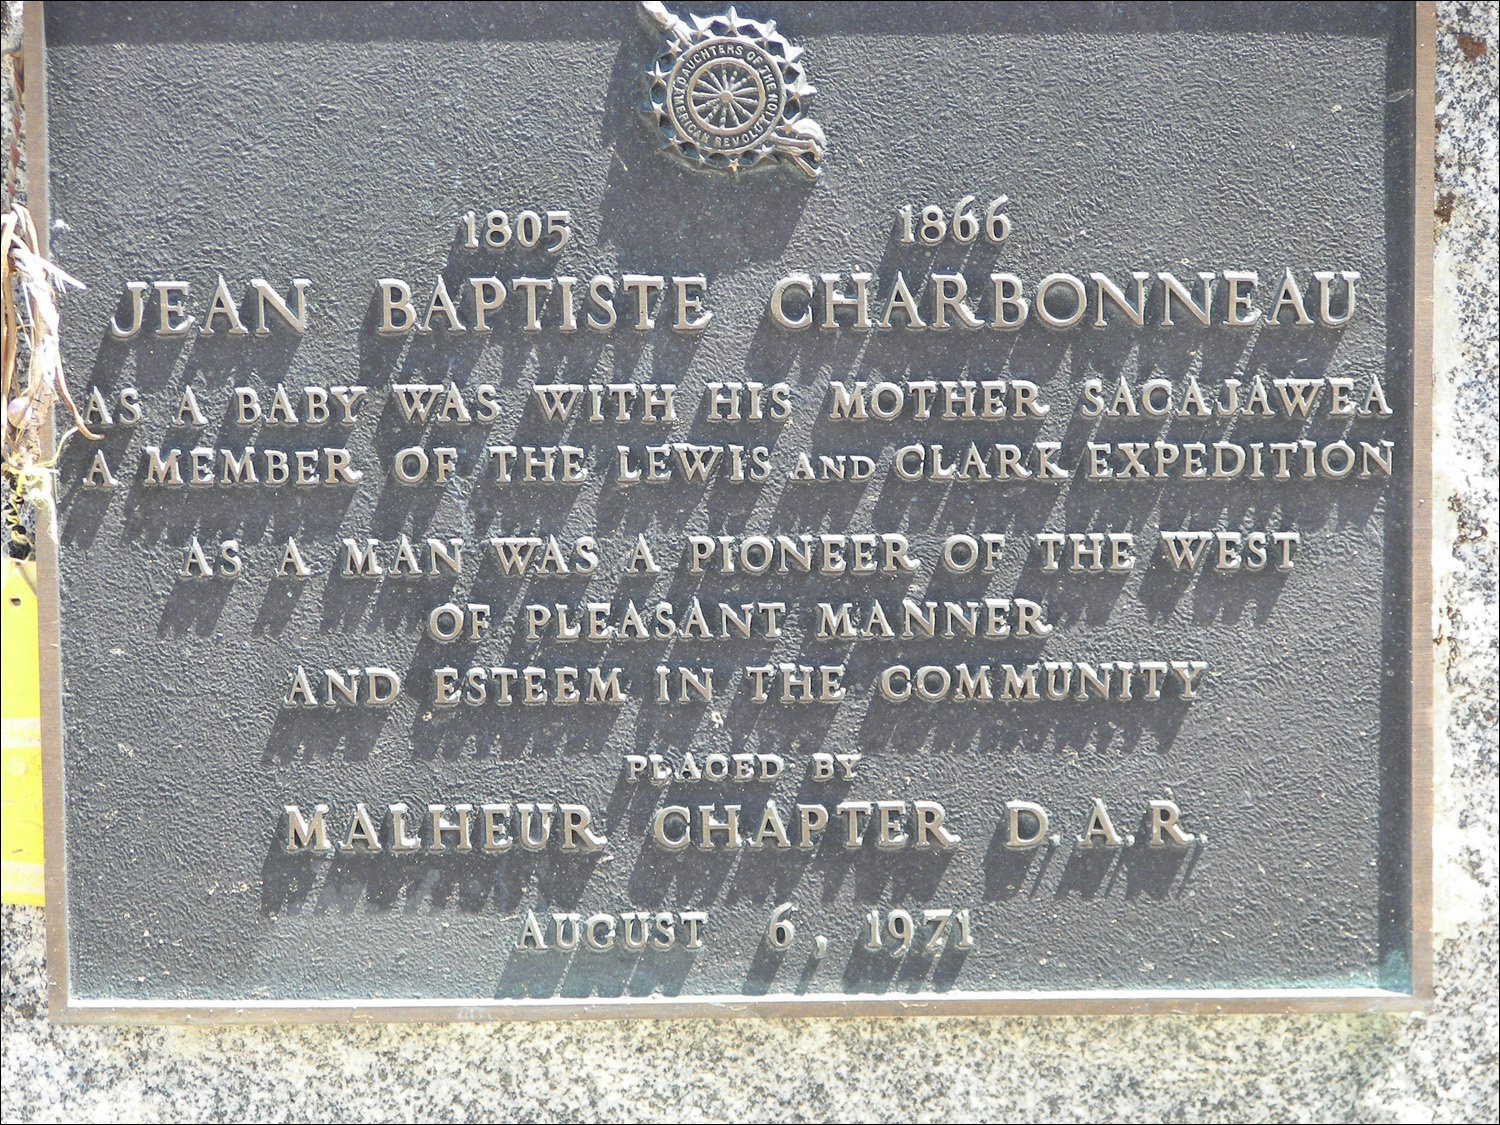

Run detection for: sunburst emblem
[[639, 1, 826, 178]]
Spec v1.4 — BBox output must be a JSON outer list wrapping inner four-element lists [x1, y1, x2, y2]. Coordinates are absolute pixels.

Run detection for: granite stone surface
[[2, 2, 1496, 1121]]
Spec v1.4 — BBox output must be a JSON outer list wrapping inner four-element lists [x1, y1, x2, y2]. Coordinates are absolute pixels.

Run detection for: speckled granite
[[3, 3, 1496, 1121]]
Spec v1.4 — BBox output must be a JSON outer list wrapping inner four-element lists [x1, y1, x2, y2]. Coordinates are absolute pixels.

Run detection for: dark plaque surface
[[35, 1, 1432, 1019]]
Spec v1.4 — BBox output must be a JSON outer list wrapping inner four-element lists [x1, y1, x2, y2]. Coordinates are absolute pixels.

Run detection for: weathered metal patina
[[30, 1, 1432, 1020]]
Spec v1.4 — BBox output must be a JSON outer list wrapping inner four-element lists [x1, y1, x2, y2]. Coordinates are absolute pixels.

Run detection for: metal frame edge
[[1408, 0, 1437, 1009], [22, 0, 75, 1025]]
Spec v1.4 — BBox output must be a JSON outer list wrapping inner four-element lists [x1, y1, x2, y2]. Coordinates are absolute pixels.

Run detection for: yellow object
[[2, 556, 44, 905]]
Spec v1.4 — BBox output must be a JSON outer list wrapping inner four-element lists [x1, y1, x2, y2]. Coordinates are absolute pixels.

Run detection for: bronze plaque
[[31, 1, 1432, 1020]]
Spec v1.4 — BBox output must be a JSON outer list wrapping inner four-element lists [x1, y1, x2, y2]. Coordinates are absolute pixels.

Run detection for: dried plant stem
[[2, 202, 90, 554]]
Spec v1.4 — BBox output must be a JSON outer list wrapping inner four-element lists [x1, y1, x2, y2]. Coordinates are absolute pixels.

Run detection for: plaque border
[[27, 0, 1436, 1023]]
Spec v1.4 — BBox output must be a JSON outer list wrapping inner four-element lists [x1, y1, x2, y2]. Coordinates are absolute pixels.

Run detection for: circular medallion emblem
[[667, 39, 785, 154], [640, 3, 826, 178]]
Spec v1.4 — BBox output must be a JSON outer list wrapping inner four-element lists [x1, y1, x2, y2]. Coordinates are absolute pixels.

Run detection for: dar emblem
[[639, 1, 826, 178]]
